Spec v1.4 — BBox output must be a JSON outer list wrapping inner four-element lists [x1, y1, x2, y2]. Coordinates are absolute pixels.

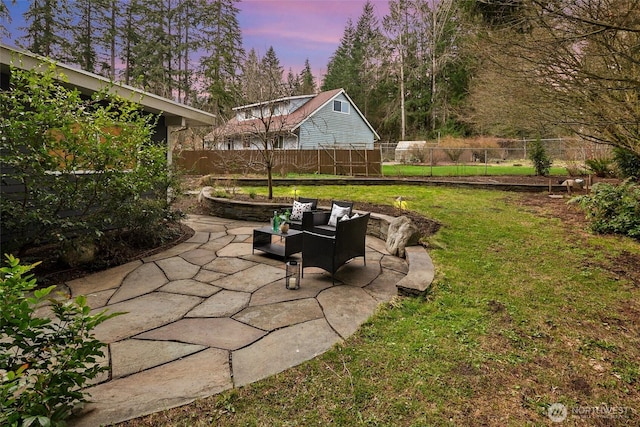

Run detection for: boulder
[[385, 216, 420, 258]]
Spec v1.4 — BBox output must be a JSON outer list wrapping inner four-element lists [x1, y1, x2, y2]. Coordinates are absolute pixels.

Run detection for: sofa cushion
[[328, 204, 351, 227], [291, 200, 313, 221]]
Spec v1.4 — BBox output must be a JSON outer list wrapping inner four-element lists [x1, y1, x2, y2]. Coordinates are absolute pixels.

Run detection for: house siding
[[226, 134, 297, 150], [298, 93, 375, 149]]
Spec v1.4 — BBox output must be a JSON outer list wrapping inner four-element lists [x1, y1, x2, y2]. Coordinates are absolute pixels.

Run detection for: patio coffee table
[[252, 226, 303, 259]]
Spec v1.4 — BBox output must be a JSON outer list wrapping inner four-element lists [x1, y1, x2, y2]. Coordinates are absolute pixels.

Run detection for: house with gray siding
[[205, 88, 379, 150]]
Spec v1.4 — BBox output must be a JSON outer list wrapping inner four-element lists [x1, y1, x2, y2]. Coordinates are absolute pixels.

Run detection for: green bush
[[0, 62, 179, 254], [572, 179, 640, 239], [1, 255, 119, 426], [613, 147, 640, 180], [527, 139, 552, 176], [585, 157, 613, 177]]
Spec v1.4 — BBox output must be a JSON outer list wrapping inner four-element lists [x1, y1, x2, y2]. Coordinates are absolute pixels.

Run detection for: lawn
[[124, 185, 639, 426], [382, 163, 568, 177]]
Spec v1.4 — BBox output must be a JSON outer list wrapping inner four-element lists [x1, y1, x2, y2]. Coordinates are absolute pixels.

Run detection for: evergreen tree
[[299, 58, 316, 95], [0, 1, 11, 39], [174, 0, 199, 104], [286, 68, 301, 95], [352, 0, 384, 116], [322, 18, 356, 93], [240, 48, 263, 103], [19, 0, 72, 59], [323, 2, 384, 117], [124, 0, 177, 98], [67, 0, 113, 73], [261, 46, 284, 98], [198, 0, 244, 119]]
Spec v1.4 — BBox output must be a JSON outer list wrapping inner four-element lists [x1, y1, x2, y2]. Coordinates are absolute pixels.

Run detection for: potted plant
[[279, 209, 291, 233]]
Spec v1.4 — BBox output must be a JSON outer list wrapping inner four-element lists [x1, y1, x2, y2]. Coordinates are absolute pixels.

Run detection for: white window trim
[[333, 100, 350, 114]]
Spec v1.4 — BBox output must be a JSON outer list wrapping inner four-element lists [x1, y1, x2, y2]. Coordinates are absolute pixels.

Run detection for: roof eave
[[1, 44, 216, 127]]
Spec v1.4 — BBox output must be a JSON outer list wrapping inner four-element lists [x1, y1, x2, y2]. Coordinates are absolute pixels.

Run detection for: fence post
[[430, 147, 433, 176], [349, 149, 353, 176], [484, 149, 488, 175], [365, 149, 369, 176]]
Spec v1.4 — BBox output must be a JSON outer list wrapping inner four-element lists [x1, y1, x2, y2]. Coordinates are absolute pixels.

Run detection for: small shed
[[395, 141, 429, 163]]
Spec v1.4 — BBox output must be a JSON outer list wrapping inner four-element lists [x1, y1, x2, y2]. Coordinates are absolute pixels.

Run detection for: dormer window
[[333, 100, 349, 114]]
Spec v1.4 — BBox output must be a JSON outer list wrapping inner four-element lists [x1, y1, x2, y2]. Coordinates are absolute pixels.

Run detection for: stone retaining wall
[[201, 193, 396, 241], [212, 177, 568, 193]]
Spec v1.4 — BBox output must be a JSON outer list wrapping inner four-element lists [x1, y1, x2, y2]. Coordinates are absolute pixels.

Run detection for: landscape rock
[[385, 215, 420, 257]]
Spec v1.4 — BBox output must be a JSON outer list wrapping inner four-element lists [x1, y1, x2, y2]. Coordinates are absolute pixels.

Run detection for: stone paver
[[74, 348, 231, 427], [109, 262, 168, 303], [156, 256, 201, 281], [232, 318, 342, 387], [66, 214, 434, 427], [93, 292, 202, 342], [110, 339, 206, 378], [234, 298, 323, 330], [186, 289, 251, 317], [67, 260, 142, 296], [317, 286, 380, 339], [136, 317, 266, 350], [159, 279, 221, 297]]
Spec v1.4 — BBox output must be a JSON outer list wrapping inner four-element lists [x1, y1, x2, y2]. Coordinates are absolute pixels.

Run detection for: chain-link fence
[[376, 139, 613, 165]]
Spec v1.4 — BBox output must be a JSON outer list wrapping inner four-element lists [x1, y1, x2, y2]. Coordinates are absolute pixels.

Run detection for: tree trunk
[[267, 164, 273, 200]]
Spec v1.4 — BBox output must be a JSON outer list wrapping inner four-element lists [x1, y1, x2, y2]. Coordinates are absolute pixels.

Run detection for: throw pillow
[[328, 204, 351, 227], [290, 201, 313, 221]]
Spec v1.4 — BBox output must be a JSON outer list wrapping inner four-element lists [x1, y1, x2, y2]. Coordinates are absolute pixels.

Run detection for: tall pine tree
[[19, 0, 71, 59], [261, 46, 285, 99], [299, 58, 316, 95], [198, 0, 244, 119]]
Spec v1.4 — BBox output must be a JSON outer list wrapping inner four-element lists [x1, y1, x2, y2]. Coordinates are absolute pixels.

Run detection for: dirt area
[[18, 174, 639, 289]]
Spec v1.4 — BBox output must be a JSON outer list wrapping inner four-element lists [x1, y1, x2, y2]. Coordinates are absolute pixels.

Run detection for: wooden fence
[[173, 148, 382, 177]]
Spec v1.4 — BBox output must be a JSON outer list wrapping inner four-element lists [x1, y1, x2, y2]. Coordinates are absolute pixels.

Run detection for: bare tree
[[471, 0, 640, 155]]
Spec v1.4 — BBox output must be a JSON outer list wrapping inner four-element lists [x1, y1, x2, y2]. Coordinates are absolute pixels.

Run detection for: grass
[[124, 185, 639, 426], [382, 163, 568, 177]]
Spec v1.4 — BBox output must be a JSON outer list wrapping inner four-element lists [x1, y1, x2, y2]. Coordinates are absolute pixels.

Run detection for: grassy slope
[[125, 185, 639, 426]]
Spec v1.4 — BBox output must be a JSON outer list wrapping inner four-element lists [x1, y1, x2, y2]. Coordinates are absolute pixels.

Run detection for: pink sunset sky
[[2, 0, 389, 80], [239, 0, 389, 77]]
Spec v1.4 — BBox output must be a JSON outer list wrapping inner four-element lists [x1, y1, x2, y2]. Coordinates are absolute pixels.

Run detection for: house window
[[333, 100, 349, 114], [272, 135, 284, 149]]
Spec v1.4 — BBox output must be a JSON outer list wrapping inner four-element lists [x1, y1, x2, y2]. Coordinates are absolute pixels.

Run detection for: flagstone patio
[[66, 214, 413, 426]]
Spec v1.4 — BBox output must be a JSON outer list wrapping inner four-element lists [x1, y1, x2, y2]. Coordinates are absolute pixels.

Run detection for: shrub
[[0, 63, 179, 255], [1, 255, 119, 426], [613, 147, 640, 180], [585, 157, 613, 177], [528, 139, 552, 176], [565, 161, 587, 177], [571, 179, 640, 239]]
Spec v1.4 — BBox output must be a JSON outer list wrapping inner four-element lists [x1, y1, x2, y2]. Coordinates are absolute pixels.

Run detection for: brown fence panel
[[173, 149, 382, 176]]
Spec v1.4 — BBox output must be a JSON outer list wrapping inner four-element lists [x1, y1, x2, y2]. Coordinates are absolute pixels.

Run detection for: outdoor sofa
[[301, 200, 354, 236]]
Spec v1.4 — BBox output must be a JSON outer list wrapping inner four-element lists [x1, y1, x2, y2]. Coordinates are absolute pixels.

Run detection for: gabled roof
[[208, 88, 379, 140], [0, 44, 215, 127]]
